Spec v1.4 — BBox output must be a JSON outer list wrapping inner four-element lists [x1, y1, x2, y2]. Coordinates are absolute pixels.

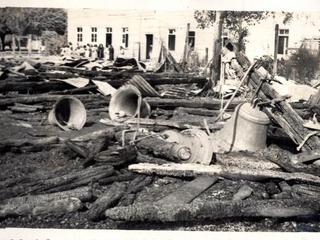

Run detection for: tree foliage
[[194, 11, 293, 51], [0, 7, 67, 36]]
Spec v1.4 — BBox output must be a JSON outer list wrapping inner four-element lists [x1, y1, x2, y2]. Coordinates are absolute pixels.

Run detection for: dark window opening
[[146, 34, 153, 59], [168, 29, 176, 51], [106, 33, 112, 46], [278, 36, 289, 54]]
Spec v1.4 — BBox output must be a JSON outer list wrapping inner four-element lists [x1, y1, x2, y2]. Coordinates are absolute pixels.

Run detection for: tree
[[194, 10, 292, 86], [0, 7, 67, 51]]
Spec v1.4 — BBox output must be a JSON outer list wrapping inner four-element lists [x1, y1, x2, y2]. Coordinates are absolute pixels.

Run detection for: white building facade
[[244, 12, 320, 60], [67, 9, 215, 63], [67, 10, 320, 62]]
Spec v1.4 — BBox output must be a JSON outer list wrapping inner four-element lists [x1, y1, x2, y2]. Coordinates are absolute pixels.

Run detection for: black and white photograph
[[0, 0, 320, 238]]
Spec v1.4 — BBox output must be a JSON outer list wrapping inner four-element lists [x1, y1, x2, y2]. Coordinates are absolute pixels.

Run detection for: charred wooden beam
[[0, 197, 83, 218], [145, 97, 243, 110], [125, 118, 223, 131], [105, 198, 320, 222], [88, 182, 126, 221], [0, 136, 59, 153], [0, 186, 92, 218], [129, 163, 320, 185], [0, 165, 114, 201], [0, 94, 108, 108]]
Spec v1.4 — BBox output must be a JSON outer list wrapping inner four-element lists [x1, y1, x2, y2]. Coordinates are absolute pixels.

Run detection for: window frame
[[91, 27, 97, 43], [278, 28, 289, 55], [77, 27, 83, 42]]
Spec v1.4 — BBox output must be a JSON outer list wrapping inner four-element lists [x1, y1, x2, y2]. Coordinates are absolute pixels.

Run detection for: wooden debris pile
[[1, 54, 320, 230]]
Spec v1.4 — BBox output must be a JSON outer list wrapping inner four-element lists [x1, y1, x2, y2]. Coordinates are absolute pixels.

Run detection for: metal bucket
[[109, 85, 151, 122], [48, 96, 87, 131], [212, 103, 270, 152]]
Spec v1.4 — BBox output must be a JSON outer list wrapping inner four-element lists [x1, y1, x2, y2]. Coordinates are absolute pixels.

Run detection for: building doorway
[[146, 34, 153, 59], [106, 33, 112, 47]]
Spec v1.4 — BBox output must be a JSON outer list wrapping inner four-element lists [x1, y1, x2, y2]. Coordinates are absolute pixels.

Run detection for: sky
[[0, 0, 319, 11]]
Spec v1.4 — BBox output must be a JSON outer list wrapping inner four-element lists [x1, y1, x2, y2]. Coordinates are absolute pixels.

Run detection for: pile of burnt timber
[[1, 55, 320, 230], [235, 53, 320, 151]]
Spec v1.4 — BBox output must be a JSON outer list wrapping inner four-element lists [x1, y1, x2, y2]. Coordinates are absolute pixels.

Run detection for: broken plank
[[157, 176, 218, 205], [129, 163, 320, 185]]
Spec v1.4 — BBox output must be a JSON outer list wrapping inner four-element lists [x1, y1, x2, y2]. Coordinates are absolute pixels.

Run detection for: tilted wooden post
[[273, 24, 279, 76], [182, 23, 190, 65], [210, 11, 224, 87]]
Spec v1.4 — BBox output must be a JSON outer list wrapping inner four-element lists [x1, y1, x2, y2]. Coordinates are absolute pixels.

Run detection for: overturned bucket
[[48, 96, 87, 131], [109, 85, 151, 122]]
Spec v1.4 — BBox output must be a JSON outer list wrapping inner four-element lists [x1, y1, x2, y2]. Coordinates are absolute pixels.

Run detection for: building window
[[122, 27, 129, 48], [77, 27, 83, 42], [188, 31, 195, 49], [106, 27, 112, 33], [168, 29, 176, 51], [278, 29, 289, 55], [91, 27, 97, 43]]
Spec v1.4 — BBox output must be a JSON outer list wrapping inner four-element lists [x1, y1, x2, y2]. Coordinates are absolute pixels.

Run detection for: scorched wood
[[145, 97, 243, 110], [129, 163, 320, 185], [105, 198, 320, 222]]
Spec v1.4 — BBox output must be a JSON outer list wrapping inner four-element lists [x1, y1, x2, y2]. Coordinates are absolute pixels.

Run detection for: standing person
[[84, 45, 90, 58], [118, 46, 125, 58], [88, 44, 92, 58], [108, 44, 114, 61], [97, 44, 104, 59], [92, 44, 98, 60]]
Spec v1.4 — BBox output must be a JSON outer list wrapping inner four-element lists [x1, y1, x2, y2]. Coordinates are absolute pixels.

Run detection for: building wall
[[67, 9, 215, 63], [245, 12, 320, 60], [68, 10, 320, 63]]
